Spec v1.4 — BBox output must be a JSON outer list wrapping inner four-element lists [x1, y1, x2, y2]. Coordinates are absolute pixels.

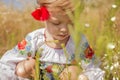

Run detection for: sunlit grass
[[0, 2, 43, 57]]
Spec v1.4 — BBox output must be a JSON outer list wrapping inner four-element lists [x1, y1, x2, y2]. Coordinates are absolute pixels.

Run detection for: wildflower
[[85, 23, 90, 27], [112, 4, 117, 8], [104, 54, 107, 57], [107, 43, 115, 49], [114, 62, 119, 68], [111, 16, 116, 22]]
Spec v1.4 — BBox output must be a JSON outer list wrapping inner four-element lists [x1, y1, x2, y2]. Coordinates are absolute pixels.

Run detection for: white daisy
[[111, 16, 116, 22], [107, 43, 115, 49], [85, 23, 90, 27], [112, 4, 117, 8]]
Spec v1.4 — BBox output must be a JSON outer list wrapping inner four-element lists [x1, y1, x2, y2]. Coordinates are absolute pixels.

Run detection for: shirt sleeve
[[79, 34, 105, 80], [0, 31, 41, 80], [0, 29, 40, 68]]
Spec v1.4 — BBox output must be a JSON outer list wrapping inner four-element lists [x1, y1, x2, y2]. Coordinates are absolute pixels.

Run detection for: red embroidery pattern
[[17, 39, 27, 50], [45, 65, 53, 73], [84, 46, 94, 59]]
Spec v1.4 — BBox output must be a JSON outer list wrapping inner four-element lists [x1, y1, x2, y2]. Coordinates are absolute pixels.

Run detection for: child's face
[[46, 13, 72, 41]]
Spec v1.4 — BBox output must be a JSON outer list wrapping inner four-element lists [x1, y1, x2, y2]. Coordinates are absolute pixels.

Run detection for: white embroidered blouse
[[0, 28, 104, 80]]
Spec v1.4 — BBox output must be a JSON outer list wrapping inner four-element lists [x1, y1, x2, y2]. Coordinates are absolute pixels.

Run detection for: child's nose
[[60, 27, 68, 34], [60, 25, 68, 33], [60, 27, 67, 32]]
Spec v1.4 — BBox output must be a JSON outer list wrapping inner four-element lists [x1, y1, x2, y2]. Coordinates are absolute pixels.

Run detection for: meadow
[[0, 0, 120, 80]]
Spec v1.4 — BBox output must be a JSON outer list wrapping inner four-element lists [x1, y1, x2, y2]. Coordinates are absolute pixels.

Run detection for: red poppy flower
[[18, 39, 27, 50], [84, 46, 94, 59], [45, 65, 53, 73], [31, 6, 50, 21]]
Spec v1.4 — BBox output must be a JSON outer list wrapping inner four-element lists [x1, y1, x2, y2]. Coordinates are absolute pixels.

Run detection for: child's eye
[[52, 22, 61, 25]]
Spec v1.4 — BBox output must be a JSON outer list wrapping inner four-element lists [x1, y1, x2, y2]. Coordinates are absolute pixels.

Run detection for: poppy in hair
[[31, 6, 50, 21]]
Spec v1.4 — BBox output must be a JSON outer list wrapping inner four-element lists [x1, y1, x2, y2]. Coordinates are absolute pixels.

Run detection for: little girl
[[0, 0, 104, 80]]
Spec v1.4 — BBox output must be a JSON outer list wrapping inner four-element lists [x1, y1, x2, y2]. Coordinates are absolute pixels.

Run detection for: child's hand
[[15, 57, 35, 78], [78, 74, 89, 80]]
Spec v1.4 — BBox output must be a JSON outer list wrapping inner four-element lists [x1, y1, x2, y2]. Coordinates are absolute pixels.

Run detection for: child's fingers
[[30, 68, 35, 77]]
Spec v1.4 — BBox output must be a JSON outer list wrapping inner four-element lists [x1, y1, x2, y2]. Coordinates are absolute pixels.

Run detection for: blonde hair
[[36, 0, 74, 24], [36, 0, 74, 13]]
